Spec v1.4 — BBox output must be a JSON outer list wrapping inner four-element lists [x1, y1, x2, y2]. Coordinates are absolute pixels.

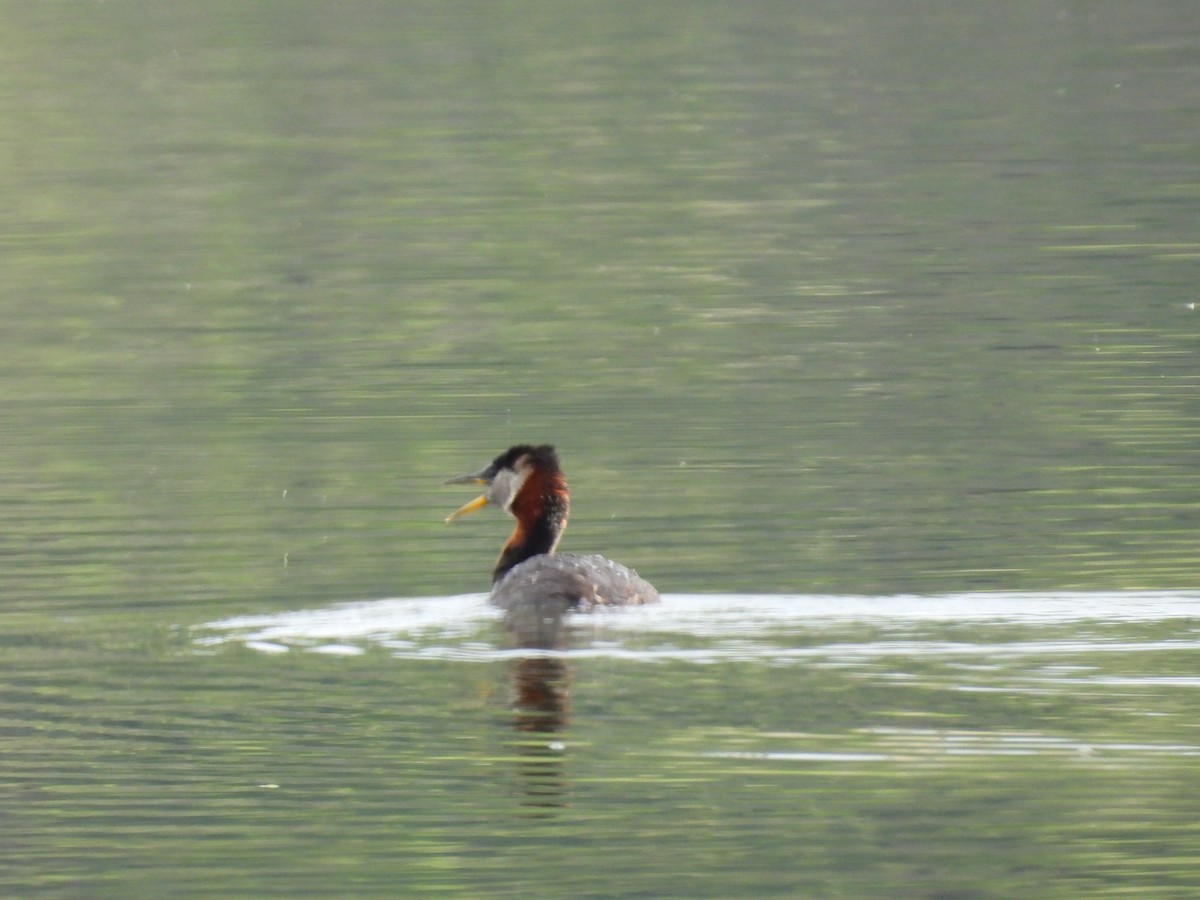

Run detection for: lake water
[[3, 2, 1199, 896]]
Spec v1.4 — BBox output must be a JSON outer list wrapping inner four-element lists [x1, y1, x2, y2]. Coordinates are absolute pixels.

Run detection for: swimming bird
[[446, 444, 659, 612]]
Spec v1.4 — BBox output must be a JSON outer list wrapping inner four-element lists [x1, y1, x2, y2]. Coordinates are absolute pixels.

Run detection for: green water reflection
[[2, 0, 1199, 895], [7, 606, 1200, 897]]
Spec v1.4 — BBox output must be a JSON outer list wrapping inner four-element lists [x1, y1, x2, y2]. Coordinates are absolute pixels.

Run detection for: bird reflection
[[508, 654, 570, 815], [500, 599, 573, 814], [512, 654, 570, 734]]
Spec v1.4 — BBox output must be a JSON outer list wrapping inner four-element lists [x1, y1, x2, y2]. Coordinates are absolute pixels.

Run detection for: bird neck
[[492, 469, 569, 582]]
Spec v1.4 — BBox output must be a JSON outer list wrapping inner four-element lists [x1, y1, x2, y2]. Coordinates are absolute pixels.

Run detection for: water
[[10, 592, 1199, 896], [3, 1, 1200, 895]]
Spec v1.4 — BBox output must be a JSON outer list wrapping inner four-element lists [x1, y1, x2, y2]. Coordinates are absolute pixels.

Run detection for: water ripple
[[195, 591, 1200, 664]]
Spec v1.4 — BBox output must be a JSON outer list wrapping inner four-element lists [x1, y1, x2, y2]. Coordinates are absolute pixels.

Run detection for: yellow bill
[[445, 493, 488, 523]]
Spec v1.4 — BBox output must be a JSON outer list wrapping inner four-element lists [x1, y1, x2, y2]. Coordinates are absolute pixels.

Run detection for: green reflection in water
[[2, 0, 1199, 895]]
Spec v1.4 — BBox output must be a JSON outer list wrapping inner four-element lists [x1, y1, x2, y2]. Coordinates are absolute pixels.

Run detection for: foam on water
[[195, 591, 1200, 661]]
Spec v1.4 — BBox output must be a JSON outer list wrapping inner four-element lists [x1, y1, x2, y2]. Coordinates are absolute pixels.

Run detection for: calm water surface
[[3, 1, 1199, 896]]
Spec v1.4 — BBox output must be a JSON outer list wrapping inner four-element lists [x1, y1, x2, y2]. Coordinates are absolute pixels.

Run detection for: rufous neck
[[492, 470, 569, 582]]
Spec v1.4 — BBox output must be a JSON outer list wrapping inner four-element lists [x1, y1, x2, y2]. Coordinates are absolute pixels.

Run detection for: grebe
[[445, 444, 659, 611]]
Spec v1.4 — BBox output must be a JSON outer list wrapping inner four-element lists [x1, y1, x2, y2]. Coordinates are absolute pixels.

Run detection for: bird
[[445, 444, 659, 612]]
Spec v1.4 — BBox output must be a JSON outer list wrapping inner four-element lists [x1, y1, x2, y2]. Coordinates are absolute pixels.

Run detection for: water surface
[[3, 1, 1199, 895]]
